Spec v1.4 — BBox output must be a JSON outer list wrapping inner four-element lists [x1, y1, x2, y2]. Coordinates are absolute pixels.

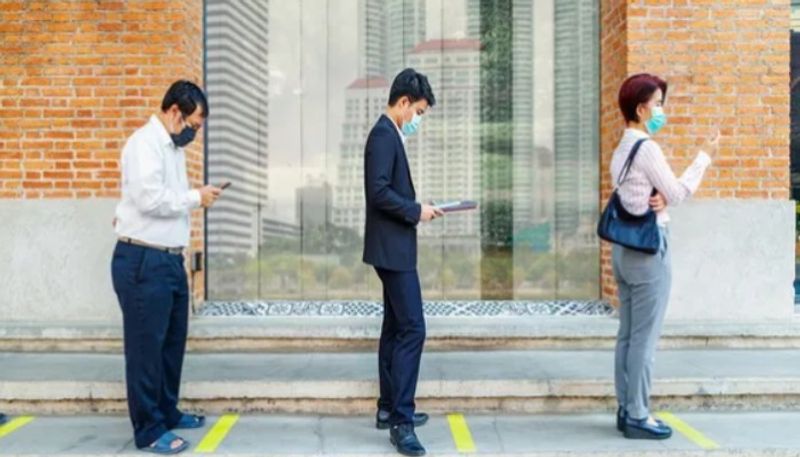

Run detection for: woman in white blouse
[[610, 73, 720, 440]]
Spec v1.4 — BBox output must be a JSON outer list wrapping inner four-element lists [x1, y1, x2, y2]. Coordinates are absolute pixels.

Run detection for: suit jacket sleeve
[[365, 128, 422, 226]]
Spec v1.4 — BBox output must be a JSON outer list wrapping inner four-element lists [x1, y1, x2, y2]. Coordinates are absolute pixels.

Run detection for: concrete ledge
[[0, 199, 122, 322], [3, 316, 800, 352], [5, 378, 800, 402], [668, 200, 795, 321], [0, 199, 793, 326]]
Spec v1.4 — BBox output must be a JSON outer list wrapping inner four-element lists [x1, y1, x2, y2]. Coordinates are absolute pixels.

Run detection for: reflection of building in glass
[[333, 77, 389, 233], [358, 0, 386, 77], [297, 179, 332, 230], [511, 0, 538, 232], [358, 0, 426, 79], [466, 0, 481, 38], [554, 0, 599, 248], [386, 0, 427, 77], [206, 0, 269, 258], [407, 39, 482, 239], [262, 217, 301, 242]]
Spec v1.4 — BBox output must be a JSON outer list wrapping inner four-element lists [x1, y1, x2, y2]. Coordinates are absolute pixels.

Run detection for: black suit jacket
[[362, 114, 422, 271]]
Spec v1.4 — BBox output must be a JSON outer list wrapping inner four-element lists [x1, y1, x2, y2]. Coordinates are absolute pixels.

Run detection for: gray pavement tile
[[0, 416, 132, 455], [2, 412, 800, 455]]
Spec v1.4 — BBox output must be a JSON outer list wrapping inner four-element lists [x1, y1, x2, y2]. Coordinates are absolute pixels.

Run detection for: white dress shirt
[[114, 114, 201, 248], [610, 128, 711, 226]]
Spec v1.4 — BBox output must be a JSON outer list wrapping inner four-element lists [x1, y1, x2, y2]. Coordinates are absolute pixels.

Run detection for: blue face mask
[[645, 106, 667, 135], [402, 113, 422, 136]]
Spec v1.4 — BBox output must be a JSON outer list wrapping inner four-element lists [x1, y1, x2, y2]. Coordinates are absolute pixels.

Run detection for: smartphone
[[220, 182, 232, 190]]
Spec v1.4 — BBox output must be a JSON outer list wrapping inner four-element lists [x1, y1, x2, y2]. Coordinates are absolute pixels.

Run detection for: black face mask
[[171, 126, 196, 148]]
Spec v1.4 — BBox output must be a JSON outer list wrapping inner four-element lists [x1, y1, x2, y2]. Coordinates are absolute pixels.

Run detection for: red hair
[[618, 73, 668, 123]]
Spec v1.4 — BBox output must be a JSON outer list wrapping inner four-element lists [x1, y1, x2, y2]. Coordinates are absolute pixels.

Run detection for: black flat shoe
[[616, 406, 625, 432], [377, 410, 429, 430], [617, 407, 664, 432], [0, 413, 7, 426], [623, 417, 673, 440], [390, 423, 426, 456]]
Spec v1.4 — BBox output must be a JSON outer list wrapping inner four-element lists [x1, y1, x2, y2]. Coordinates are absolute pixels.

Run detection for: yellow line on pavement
[[656, 412, 719, 450], [194, 414, 239, 453], [0, 416, 35, 439], [447, 413, 476, 453]]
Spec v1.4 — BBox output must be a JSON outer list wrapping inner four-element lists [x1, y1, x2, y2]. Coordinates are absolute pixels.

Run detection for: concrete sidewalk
[[0, 411, 798, 456]]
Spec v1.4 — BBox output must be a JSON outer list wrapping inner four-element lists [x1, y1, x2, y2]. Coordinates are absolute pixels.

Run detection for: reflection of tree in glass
[[478, 0, 514, 300], [247, 222, 384, 298], [329, 266, 353, 288]]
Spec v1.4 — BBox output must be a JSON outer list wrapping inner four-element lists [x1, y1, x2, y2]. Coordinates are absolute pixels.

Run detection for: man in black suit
[[363, 68, 442, 457]]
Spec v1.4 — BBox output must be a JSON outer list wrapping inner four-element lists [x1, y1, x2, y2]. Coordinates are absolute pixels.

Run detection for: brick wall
[[600, 0, 630, 303], [0, 0, 790, 309], [0, 0, 206, 303], [600, 0, 791, 304]]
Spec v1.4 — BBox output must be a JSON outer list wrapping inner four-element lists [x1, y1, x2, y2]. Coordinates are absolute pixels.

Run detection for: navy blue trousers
[[375, 268, 426, 426], [111, 241, 189, 448]]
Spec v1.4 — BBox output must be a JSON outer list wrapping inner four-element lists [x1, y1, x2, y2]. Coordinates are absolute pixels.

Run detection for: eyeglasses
[[180, 115, 202, 131]]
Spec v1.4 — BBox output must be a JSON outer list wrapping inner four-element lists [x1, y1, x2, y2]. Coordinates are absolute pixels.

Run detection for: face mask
[[171, 115, 197, 147], [171, 127, 196, 147], [645, 106, 667, 135], [402, 113, 422, 136]]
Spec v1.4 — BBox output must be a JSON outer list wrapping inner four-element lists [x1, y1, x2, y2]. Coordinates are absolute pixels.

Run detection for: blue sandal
[[174, 413, 205, 430], [141, 431, 189, 454]]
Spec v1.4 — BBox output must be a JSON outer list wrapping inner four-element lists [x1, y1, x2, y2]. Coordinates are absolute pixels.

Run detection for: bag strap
[[617, 138, 648, 187]]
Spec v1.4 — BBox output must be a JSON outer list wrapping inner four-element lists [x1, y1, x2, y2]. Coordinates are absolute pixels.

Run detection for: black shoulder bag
[[596, 138, 661, 255]]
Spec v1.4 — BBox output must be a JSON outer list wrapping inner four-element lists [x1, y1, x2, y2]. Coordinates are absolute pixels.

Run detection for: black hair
[[388, 68, 436, 107], [161, 80, 209, 118]]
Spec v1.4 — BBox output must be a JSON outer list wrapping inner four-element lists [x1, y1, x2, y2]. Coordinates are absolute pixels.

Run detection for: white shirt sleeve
[[125, 137, 201, 218], [637, 141, 712, 207]]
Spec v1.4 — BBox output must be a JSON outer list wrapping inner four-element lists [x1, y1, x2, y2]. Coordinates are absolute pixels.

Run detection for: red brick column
[[599, 0, 791, 305], [600, 0, 630, 304], [0, 0, 206, 304]]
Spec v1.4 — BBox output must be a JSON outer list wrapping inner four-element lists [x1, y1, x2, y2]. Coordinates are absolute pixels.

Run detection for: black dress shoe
[[390, 423, 426, 456], [376, 410, 429, 430], [0, 413, 7, 426], [623, 416, 673, 440]]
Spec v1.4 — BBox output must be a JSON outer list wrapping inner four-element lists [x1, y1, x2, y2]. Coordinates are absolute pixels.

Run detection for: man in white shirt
[[111, 80, 221, 454]]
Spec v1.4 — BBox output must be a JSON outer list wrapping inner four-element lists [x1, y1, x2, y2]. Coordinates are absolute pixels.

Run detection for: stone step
[[3, 316, 800, 353], [1, 349, 799, 415]]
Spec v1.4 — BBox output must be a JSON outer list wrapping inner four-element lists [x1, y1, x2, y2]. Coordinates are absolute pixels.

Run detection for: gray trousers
[[612, 227, 671, 420]]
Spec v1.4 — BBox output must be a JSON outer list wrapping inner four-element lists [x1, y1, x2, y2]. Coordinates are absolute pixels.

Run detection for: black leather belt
[[118, 237, 184, 255]]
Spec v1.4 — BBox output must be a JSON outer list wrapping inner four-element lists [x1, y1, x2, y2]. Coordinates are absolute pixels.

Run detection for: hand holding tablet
[[432, 200, 478, 213]]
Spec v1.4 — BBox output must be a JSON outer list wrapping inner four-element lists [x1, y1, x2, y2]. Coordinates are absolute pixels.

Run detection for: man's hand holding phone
[[198, 182, 230, 208]]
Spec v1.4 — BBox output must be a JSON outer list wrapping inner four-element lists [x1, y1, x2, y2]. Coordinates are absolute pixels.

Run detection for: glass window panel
[[205, 0, 600, 303]]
